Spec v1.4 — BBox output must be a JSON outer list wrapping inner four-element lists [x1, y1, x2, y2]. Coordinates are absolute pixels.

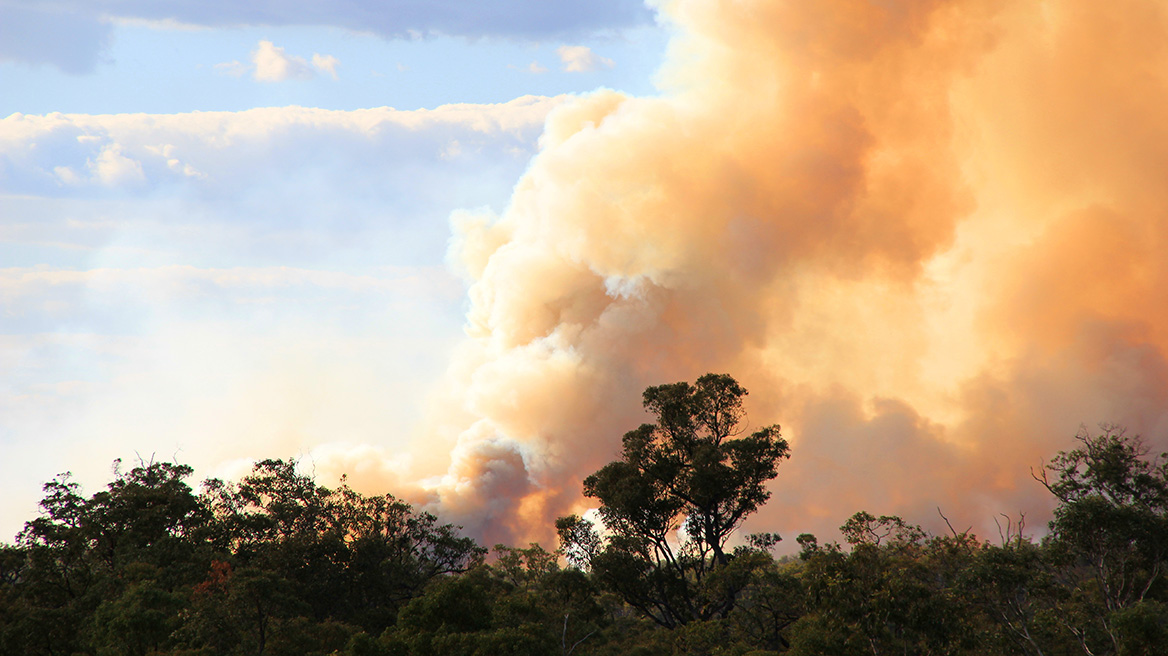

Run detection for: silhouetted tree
[[561, 373, 789, 628]]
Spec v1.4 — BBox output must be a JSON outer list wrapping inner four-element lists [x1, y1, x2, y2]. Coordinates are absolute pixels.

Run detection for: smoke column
[[370, 0, 1168, 545]]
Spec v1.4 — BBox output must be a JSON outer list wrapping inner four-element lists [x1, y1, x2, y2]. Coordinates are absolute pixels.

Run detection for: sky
[[5, 0, 1168, 549], [0, 0, 668, 540]]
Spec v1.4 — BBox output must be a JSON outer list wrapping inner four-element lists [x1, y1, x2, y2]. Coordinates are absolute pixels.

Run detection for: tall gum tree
[[559, 373, 789, 628]]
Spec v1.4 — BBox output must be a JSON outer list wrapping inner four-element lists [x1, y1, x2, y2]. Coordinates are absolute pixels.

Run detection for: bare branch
[[936, 507, 961, 538]]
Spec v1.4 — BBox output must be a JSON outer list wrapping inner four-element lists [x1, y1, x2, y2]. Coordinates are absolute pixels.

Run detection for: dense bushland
[[2, 375, 1166, 655]]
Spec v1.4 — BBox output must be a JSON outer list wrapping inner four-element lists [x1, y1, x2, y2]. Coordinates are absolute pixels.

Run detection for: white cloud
[[528, 60, 548, 74], [89, 144, 145, 186], [556, 45, 614, 73], [53, 166, 82, 185], [252, 40, 315, 82], [221, 41, 340, 82], [312, 53, 340, 80], [213, 59, 247, 77]]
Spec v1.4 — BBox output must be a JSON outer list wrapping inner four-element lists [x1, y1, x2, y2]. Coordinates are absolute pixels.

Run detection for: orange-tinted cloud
[[406, 0, 1168, 547]]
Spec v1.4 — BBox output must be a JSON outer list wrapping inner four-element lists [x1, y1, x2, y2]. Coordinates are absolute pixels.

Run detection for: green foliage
[[384, 564, 559, 656], [4, 402, 1168, 656], [956, 533, 1066, 655], [1035, 426, 1168, 655], [90, 565, 186, 656], [0, 456, 484, 656], [839, 511, 927, 547], [791, 513, 974, 656], [1109, 600, 1168, 656], [201, 458, 486, 635], [10, 460, 210, 655]]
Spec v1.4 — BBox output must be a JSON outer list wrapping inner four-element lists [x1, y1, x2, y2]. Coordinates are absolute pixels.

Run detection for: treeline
[[1, 375, 1166, 655]]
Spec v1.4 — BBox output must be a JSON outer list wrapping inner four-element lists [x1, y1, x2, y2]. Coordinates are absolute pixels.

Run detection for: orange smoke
[[412, 0, 1168, 546]]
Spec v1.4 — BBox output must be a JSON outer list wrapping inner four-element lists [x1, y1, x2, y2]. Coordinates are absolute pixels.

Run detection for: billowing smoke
[[383, 0, 1168, 546]]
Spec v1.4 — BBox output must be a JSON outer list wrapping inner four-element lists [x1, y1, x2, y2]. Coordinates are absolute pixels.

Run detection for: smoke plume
[[394, 0, 1168, 546]]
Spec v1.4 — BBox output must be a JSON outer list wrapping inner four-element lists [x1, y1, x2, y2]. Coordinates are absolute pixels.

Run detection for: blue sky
[[2, 22, 669, 115], [0, 0, 671, 540]]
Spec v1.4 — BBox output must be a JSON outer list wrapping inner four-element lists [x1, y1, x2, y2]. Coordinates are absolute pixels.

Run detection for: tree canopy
[[3, 381, 1168, 656]]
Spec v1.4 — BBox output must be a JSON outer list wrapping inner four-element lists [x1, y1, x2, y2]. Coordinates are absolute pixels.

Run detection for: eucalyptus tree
[[559, 373, 789, 628], [1036, 426, 1168, 654]]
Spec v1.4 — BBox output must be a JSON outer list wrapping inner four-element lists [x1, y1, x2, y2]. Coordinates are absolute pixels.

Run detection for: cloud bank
[[417, 0, 1168, 546], [0, 96, 564, 540], [2, 96, 560, 202]]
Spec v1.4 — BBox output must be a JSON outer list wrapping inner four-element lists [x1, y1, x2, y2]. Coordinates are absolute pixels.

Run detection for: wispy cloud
[[556, 45, 614, 72], [311, 53, 340, 80], [213, 60, 247, 77]]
